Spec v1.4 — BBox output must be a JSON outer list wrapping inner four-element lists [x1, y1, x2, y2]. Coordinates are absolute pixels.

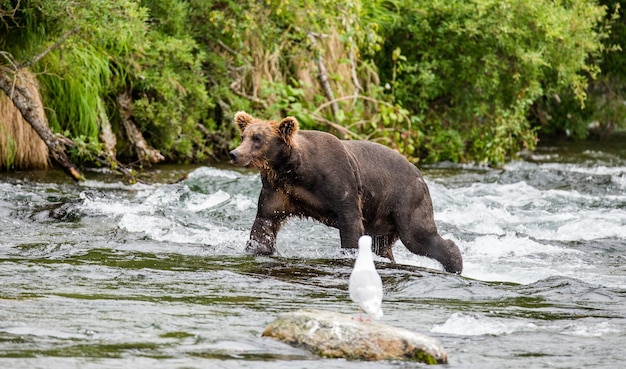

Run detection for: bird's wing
[[349, 269, 383, 305]]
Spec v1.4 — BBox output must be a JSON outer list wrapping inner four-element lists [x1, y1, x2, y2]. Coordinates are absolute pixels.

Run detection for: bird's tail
[[371, 308, 383, 320], [363, 301, 383, 320]]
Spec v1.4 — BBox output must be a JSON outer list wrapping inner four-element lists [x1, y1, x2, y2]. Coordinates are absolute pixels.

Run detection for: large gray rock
[[262, 309, 448, 364]]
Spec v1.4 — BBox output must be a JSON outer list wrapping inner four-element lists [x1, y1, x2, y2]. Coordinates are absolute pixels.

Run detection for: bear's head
[[229, 111, 299, 169]]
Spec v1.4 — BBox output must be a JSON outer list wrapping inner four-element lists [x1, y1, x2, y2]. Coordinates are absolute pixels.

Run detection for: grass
[[37, 42, 112, 142], [0, 72, 50, 170]]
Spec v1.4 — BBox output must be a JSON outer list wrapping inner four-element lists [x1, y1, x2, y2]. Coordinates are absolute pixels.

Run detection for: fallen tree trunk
[[0, 68, 141, 183], [117, 92, 164, 166], [263, 309, 448, 364], [98, 99, 117, 161], [0, 68, 84, 181]]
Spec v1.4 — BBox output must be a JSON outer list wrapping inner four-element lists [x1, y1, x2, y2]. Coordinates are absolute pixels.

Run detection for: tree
[[368, 0, 609, 164], [533, 0, 624, 140], [0, 0, 618, 175], [1, 0, 214, 179]]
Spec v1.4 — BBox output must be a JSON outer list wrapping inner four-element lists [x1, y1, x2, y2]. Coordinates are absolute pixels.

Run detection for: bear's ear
[[234, 111, 254, 133], [278, 117, 299, 145]]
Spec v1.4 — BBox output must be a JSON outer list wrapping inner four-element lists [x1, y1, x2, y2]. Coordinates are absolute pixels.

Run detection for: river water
[[1, 135, 625, 368]]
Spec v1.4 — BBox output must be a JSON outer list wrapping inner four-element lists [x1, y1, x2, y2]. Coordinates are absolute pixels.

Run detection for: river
[[1, 135, 625, 368]]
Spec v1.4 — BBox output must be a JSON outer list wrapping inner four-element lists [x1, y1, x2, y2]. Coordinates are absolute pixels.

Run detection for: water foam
[[185, 190, 231, 212], [613, 173, 626, 190], [79, 179, 154, 191], [73, 163, 626, 288], [187, 166, 240, 180], [426, 168, 626, 285], [431, 173, 626, 240], [117, 212, 244, 248], [559, 321, 620, 338], [431, 313, 537, 336], [432, 313, 619, 338], [459, 233, 582, 284]]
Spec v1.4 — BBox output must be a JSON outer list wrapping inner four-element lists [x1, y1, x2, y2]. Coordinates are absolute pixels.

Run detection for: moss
[[409, 350, 439, 365]]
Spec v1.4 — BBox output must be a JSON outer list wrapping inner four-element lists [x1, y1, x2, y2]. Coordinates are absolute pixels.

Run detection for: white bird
[[349, 235, 383, 320]]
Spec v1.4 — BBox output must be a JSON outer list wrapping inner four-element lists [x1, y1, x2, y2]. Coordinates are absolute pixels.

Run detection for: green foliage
[[132, 0, 213, 161], [66, 134, 105, 165], [194, 0, 611, 165], [38, 43, 111, 140], [532, 93, 593, 139], [369, 0, 608, 164], [534, 1, 625, 139], [193, 0, 413, 157], [2, 0, 213, 164], [3, 0, 149, 150], [599, 0, 626, 80], [0, 132, 17, 170], [1, 0, 620, 168], [421, 127, 465, 164], [361, 99, 416, 157]]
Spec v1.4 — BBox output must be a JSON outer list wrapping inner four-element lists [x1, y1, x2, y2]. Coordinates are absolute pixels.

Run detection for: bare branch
[[313, 95, 381, 115], [18, 27, 78, 69], [0, 51, 18, 69], [0, 0, 21, 30], [216, 39, 240, 58], [307, 32, 339, 122], [348, 43, 362, 102], [230, 80, 268, 108], [117, 92, 165, 166], [308, 113, 360, 139], [312, 94, 413, 151]]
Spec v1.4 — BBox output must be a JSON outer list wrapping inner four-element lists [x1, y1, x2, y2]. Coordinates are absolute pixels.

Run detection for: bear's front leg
[[245, 185, 286, 255], [246, 217, 280, 255], [337, 211, 365, 252]]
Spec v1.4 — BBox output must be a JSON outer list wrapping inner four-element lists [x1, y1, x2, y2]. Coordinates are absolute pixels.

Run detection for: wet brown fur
[[229, 112, 463, 274]]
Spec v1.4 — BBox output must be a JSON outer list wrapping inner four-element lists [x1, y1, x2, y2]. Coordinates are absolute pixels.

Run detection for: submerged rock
[[262, 309, 448, 364]]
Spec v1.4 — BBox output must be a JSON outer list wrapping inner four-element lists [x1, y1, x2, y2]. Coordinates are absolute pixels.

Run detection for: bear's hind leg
[[395, 213, 463, 274], [402, 233, 462, 273], [372, 234, 397, 262]]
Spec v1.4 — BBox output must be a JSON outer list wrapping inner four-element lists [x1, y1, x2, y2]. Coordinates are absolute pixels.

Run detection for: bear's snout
[[229, 150, 239, 163]]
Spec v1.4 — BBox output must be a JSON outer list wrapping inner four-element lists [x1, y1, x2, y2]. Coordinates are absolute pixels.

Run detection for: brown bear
[[229, 112, 463, 274]]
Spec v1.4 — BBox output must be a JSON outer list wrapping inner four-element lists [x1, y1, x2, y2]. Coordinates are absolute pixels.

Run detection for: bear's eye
[[251, 134, 262, 143]]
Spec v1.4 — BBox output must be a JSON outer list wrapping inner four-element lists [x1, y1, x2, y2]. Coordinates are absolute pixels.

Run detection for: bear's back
[[340, 139, 420, 178], [298, 130, 412, 163], [296, 130, 422, 182]]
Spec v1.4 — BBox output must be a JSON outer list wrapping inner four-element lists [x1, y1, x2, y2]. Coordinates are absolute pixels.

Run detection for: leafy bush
[[369, 0, 608, 164], [132, 0, 213, 162], [1, 0, 618, 168], [533, 1, 625, 140], [2, 0, 213, 163]]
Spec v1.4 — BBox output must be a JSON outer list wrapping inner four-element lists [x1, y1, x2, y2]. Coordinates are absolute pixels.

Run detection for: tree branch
[[116, 92, 165, 166], [18, 27, 78, 69], [308, 113, 360, 139], [0, 69, 84, 181], [307, 33, 340, 122], [348, 43, 362, 102], [230, 80, 268, 108], [0, 0, 21, 30]]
